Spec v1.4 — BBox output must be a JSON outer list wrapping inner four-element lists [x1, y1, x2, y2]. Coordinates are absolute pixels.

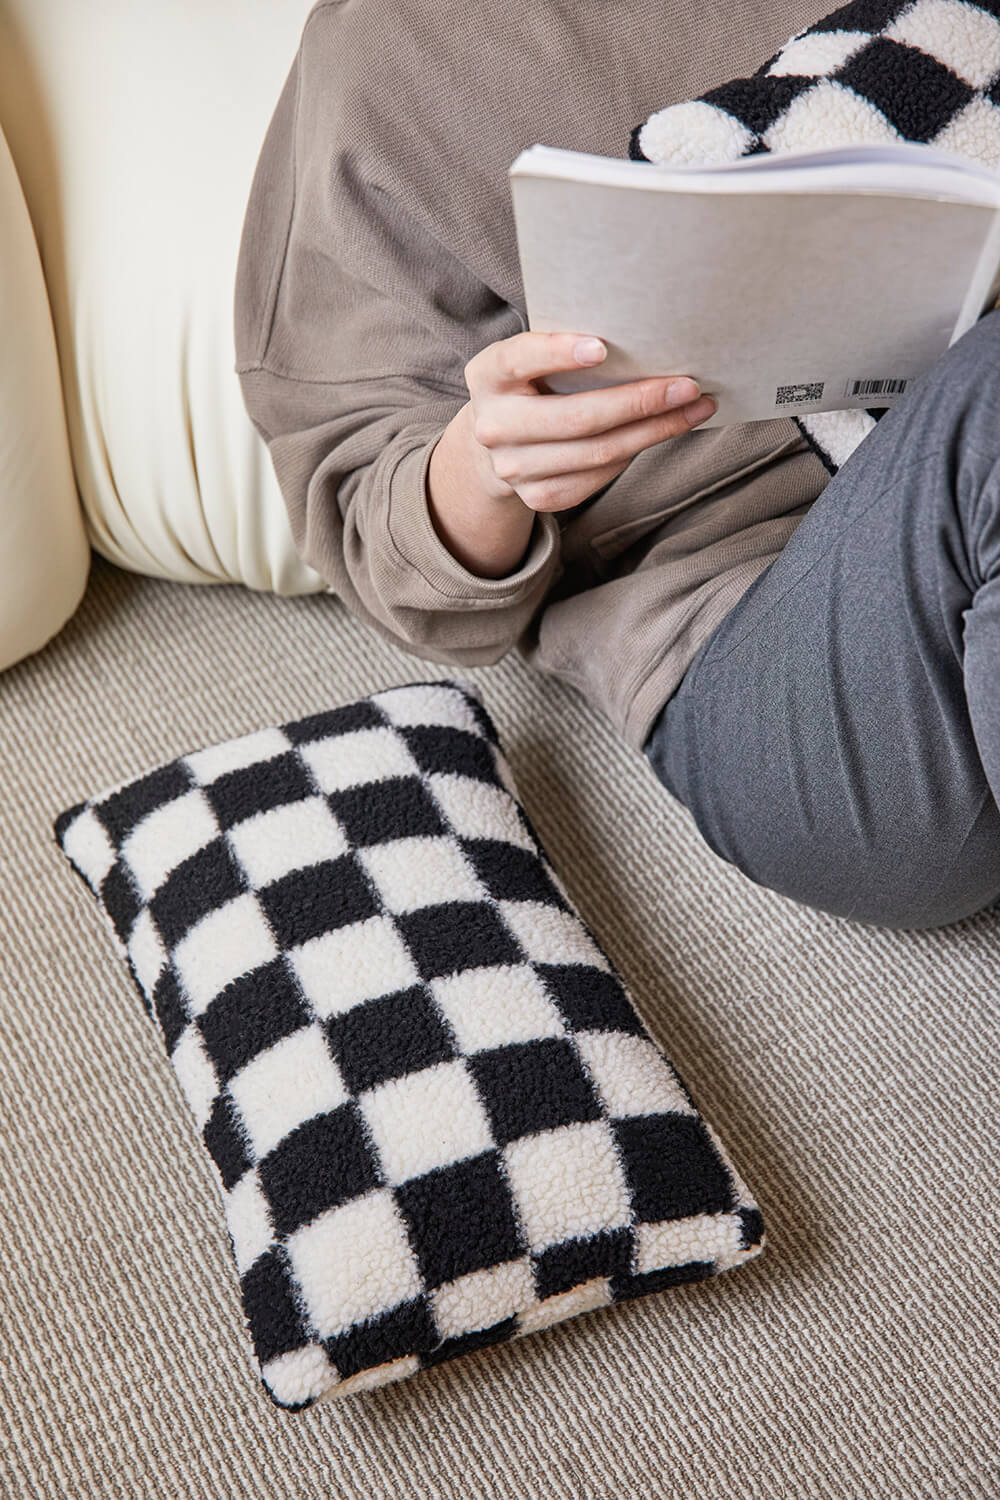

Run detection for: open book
[[508, 142, 1000, 427]]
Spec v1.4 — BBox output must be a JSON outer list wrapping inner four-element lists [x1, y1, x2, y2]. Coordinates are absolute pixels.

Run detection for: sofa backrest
[[0, 0, 325, 597], [0, 119, 89, 671]]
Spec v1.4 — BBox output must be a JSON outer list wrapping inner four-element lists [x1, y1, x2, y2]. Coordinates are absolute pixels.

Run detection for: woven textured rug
[[2, 552, 997, 1499]]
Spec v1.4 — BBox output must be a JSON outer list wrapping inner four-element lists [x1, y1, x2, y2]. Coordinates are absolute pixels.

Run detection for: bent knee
[[688, 793, 1000, 932], [724, 843, 1000, 932]]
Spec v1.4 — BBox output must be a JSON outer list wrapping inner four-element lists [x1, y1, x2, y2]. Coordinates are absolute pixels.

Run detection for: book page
[[510, 172, 1000, 425]]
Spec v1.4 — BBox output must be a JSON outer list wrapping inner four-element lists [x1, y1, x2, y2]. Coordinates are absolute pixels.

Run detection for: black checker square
[[738, 1205, 766, 1252], [99, 861, 143, 946], [202, 1091, 254, 1192], [241, 1246, 311, 1366], [257, 1103, 382, 1240], [93, 762, 194, 847], [326, 776, 446, 848], [148, 837, 247, 949], [467, 1039, 603, 1146], [283, 699, 386, 745], [458, 837, 571, 909], [421, 1316, 519, 1369], [396, 901, 522, 981], [835, 37, 974, 141], [323, 985, 456, 1095], [534, 1227, 635, 1302], [395, 1152, 524, 1289], [613, 1113, 736, 1225], [256, 854, 378, 948], [151, 965, 190, 1055], [535, 963, 646, 1037], [700, 73, 815, 137], [323, 1296, 438, 1380], [399, 724, 502, 786], [202, 751, 314, 832], [197, 957, 312, 1084], [610, 1260, 717, 1303]]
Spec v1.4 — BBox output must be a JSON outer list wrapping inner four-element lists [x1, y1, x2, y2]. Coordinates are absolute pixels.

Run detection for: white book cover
[[508, 142, 1000, 427]]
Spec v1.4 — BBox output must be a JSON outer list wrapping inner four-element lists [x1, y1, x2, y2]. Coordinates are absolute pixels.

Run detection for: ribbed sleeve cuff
[[386, 434, 562, 603]]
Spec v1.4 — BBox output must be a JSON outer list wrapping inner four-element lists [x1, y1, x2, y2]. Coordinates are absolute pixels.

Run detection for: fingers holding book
[[462, 330, 716, 516]]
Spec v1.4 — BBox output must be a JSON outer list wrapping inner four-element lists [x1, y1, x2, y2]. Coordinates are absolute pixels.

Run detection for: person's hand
[[463, 331, 716, 515]]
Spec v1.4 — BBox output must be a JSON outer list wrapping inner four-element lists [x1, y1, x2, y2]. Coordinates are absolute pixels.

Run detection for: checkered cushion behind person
[[629, 0, 1000, 473], [53, 678, 765, 1411]]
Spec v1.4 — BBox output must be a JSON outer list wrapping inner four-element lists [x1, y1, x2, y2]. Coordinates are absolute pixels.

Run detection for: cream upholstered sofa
[[0, 0, 326, 677]]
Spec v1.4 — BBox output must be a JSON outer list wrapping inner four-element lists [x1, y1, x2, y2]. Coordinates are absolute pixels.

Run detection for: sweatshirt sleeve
[[232, 2, 563, 666]]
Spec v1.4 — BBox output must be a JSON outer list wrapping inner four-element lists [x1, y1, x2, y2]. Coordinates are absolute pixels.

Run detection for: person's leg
[[643, 306, 1000, 930]]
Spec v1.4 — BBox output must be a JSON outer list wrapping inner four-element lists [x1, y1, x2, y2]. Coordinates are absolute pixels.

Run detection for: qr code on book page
[[775, 382, 824, 406]]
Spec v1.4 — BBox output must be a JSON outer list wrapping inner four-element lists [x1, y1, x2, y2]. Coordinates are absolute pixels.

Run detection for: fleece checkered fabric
[[629, 0, 1000, 474], [52, 679, 765, 1411]]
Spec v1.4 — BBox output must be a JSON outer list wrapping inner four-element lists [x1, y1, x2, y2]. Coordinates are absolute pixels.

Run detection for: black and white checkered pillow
[[53, 678, 765, 1411], [629, 0, 1000, 473]]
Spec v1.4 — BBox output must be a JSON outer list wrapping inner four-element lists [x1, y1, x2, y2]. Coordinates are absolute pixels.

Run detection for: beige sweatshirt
[[233, 0, 832, 752]]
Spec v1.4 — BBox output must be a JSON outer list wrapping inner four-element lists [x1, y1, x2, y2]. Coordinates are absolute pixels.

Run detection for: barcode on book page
[[775, 381, 824, 405], [842, 377, 909, 398]]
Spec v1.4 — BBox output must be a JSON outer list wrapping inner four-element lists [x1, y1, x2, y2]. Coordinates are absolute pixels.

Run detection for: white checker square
[[60, 808, 117, 890], [886, 0, 1000, 90], [431, 1257, 535, 1339], [504, 1120, 632, 1252], [224, 1169, 274, 1277], [170, 1023, 219, 1131], [375, 682, 482, 734], [636, 1213, 742, 1274], [497, 900, 610, 971], [127, 906, 168, 997], [119, 788, 219, 901], [427, 773, 536, 852], [227, 796, 349, 888], [357, 836, 486, 913], [767, 28, 870, 77], [574, 1032, 695, 1120], [285, 1188, 422, 1337], [183, 727, 291, 784], [289, 916, 419, 1018], [639, 98, 756, 166], [763, 78, 903, 155], [297, 727, 419, 793], [172, 892, 278, 1016], [358, 1059, 494, 1185], [229, 1023, 348, 1161], [932, 95, 1000, 169], [516, 1277, 613, 1336], [260, 1345, 335, 1410], [429, 964, 565, 1054]]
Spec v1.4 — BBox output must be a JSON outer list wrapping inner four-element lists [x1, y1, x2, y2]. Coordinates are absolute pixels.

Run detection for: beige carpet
[[1, 551, 997, 1499]]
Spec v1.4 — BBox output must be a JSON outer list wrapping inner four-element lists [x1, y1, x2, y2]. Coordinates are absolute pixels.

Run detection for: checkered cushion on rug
[[53, 677, 765, 1412], [629, 0, 1000, 473]]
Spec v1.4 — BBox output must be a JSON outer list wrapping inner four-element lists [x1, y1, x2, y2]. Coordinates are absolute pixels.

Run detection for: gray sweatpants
[[642, 305, 1000, 930]]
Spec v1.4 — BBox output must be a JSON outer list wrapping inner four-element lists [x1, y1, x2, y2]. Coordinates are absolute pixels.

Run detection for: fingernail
[[666, 378, 699, 404], [574, 338, 606, 363], [684, 395, 717, 424]]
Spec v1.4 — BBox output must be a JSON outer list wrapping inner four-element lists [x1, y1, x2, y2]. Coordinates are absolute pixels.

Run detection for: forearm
[[426, 401, 538, 579]]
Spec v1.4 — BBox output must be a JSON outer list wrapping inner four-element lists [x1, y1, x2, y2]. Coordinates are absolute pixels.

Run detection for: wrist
[[426, 405, 537, 579]]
